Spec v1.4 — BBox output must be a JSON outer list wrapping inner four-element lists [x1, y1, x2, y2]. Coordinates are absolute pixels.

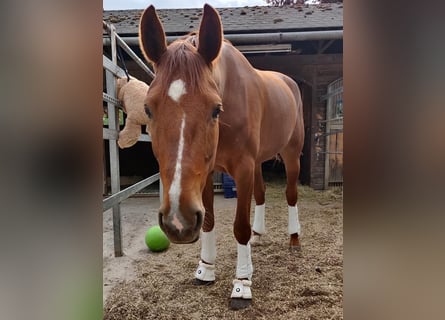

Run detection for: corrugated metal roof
[[103, 4, 343, 35]]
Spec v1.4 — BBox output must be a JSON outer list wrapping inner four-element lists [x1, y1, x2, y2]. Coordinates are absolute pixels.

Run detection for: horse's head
[[139, 4, 223, 243]]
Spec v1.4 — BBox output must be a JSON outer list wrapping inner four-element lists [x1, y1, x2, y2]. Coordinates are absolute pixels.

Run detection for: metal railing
[[102, 21, 158, 257], [321, 78, 343, 188]]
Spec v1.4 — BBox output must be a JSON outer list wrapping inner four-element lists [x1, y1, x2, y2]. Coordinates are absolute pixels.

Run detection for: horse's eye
[[212, 104, 223, 119], [144, 104, 152, 119]]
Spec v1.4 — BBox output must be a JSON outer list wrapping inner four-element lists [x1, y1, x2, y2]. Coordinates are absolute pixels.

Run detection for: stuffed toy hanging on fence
[[116, 76, 150, 148]]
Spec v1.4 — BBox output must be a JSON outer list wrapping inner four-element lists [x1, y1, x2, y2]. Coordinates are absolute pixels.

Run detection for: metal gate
[[102, 22, 159, 257], [321, 78, 343, 188]]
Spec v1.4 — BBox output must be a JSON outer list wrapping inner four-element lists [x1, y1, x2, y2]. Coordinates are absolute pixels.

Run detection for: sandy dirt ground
[[103, 180, 343, 319]]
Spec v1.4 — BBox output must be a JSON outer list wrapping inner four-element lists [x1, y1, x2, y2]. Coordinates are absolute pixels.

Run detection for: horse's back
[[215, 42, 304, 166]]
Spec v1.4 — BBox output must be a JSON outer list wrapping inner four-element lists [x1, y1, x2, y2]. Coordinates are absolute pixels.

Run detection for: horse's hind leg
[[281, 145, 303, 251], [251, 163, 266, 245]]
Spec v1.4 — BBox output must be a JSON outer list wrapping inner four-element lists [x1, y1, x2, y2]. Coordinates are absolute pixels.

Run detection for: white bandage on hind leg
[[200, 230, 216, 264], [236, 243, 253, 280], [288, 205, 301, 235], [252, 204, 266, 235]]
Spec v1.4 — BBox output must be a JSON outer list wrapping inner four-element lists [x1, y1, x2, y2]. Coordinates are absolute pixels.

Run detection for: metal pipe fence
[[320, 78, 343, 188], [102, 21, 158, 257]]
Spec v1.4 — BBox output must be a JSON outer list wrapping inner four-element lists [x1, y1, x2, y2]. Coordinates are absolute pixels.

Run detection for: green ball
[[145, 225, 170, 252]]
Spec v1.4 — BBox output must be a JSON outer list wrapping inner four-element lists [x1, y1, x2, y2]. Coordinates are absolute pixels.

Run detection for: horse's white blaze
[[236, 242, 253, 280], [288, 205, 301, 235], [201, 229, 216, 264], [252, 204, 266, 234], [168, 79, 187, 102], [168, 115, 186, 224], [172, 213, 184, 232]]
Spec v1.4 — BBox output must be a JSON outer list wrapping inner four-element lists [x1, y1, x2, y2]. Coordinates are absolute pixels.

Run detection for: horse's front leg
[[194, 172, 216, 285], [230, 165, 254, 310]]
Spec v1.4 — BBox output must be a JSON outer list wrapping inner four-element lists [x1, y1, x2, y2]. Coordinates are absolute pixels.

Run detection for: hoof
[[229, 298, 252, 310], [289, 245, 303, 257], [250, 234, 262, 246], [193, 278, 214, 286], [289, 244, 302, 252], [289, 233, 301, 247]]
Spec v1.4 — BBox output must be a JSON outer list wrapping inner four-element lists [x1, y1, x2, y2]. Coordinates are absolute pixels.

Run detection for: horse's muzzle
[[158, 210, 202, 244]]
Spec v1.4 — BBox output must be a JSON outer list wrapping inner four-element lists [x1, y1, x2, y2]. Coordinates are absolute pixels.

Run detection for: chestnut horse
[[139, 4, 304, 310]]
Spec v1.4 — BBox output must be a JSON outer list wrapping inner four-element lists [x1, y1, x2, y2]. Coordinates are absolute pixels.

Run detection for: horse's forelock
[[156, 39, 214, 96]]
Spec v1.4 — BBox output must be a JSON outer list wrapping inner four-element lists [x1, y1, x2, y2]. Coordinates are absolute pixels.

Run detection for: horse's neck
[[213, 42, 256, 97]]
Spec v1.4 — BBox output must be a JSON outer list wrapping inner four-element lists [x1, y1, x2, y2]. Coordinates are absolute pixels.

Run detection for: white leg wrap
[[252, 204, 266, 234], [194, 260, 215, 282], [200, 230, 216, 264], [231, 279, 252, 299], [236, 243, 253, 280], [288, 205, 301, 235]]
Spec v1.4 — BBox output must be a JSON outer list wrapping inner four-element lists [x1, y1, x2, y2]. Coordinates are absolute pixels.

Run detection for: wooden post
[[324, 84, 333, 190]]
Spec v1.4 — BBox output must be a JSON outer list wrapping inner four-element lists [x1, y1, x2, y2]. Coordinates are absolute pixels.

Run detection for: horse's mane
[[155, 34, 214, 95]]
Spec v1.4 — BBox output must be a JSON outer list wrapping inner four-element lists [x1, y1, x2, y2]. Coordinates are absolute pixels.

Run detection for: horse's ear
[[139, 5, 167, 64], [198, 4, 223, 65]]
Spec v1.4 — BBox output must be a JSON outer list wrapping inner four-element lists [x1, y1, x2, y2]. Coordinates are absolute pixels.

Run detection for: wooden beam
[[318, 39, 335, 54]]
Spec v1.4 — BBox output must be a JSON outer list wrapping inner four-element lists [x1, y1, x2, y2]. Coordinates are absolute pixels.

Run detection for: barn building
[[103, 3, 343, 190]]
